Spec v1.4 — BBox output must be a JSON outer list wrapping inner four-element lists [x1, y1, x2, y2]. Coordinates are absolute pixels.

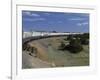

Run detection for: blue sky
[[22, 10, 89, 32]]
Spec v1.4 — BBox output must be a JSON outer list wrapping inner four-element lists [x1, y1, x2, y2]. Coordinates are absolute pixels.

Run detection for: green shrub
[[59, 42, 66, 50], [60, 39, 83, 53], [82, 33, 89, 39], [63, 39, 83, 53], [80, 39, 89, 45], [59, 33, 89, 53], [80, 33, 89, 45], [67, 35, 74, 41]]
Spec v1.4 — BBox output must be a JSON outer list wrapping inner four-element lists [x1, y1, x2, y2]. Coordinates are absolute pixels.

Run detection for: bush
[[59, 42, 66, 50], [59, 33, 89, 53], [73, 34, 82, 39], [67, 35, 74, 41], [63, 39, 83, 53], [68, 39, 83, 53], [82, 33, 89, 39], [80, 38, 89, 45], [80, 33, 89, 45]]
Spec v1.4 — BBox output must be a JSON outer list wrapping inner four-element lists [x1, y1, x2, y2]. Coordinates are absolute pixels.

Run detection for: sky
[[22, 10, 89, 33]]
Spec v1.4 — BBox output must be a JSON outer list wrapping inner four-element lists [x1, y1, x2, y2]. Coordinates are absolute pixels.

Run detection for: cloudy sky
[[22, 10, 89, 32]]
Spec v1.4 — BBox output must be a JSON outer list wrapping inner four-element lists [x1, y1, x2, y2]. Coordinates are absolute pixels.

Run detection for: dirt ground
[[22, 36, 89, 68]]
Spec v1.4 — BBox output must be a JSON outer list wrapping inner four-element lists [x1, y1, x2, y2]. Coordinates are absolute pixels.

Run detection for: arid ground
[[22, 36, 89, 69]]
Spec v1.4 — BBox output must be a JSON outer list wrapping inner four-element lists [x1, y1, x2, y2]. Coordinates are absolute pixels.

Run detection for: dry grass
[[25, 36, 89, 68]]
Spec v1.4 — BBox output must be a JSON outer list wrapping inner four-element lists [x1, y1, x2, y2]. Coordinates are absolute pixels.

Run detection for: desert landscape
[[22, 11, 89, 69], [22, 34, 89, 68]]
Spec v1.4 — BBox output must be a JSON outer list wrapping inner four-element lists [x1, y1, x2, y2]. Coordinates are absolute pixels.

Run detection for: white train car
[[31, 31, 50, 37], [49, 32, 71, 36], [23, 32, 32, 38], [27, 30, 84, 37]]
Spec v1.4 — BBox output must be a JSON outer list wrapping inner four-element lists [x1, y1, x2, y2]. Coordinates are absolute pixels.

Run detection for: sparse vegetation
[[59, 33, 89, 53], [80, 33, 89, 45], [59, 38, 83, 53], [23, 35, 89, 68], [64, 39, 83, 53], [67, 35, 74, 41], [59, 41, 66, 50]]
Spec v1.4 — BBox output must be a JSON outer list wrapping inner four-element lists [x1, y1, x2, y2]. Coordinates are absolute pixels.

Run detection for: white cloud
[[23, 11, 40, 17], [69, 18, 86, 21], [31, 13, 40, 17], [23, 18, 45, 22], [77, 22, 88, 26]]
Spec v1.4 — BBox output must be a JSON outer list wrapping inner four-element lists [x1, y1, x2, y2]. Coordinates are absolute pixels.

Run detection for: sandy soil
[[22, 36, 89, 68]]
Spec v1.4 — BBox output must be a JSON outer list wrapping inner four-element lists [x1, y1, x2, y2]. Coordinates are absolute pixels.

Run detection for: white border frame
[[12, 4, 97, 80]]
